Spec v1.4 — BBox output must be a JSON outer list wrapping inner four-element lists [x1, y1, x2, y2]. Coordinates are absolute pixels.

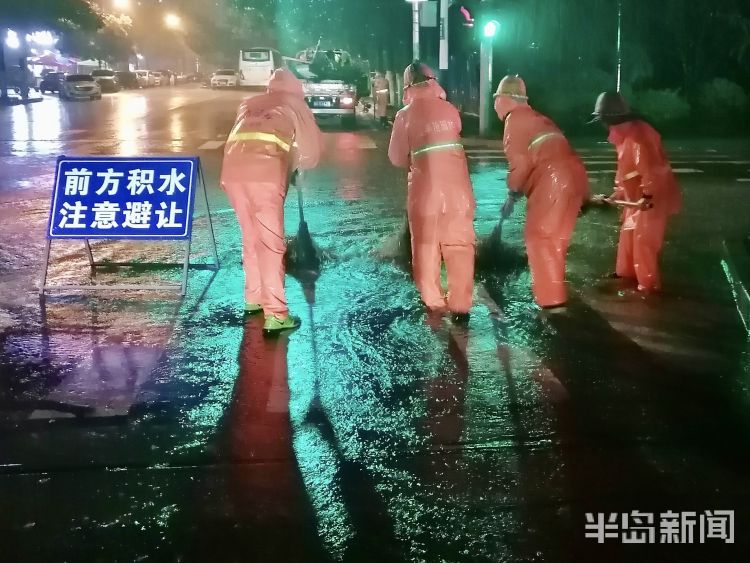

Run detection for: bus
[[238, 47, 284, 87]]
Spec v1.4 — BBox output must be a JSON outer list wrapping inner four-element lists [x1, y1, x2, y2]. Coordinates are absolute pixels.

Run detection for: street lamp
[[5, 30, 20, 50], [405, 0, 427, 61], [479, 19, 499, 136], [27, 31, 57, 47], [164, 13, 182, 30], [113, 0, 131, 11]]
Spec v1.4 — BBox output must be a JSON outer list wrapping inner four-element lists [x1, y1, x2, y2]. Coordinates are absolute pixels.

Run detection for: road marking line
[[672, 168, 704, 173], [197, 140, 225, 150], [737, 178, 750, 182], [358, 137, 377, 149], [690, 160, 750, 164]]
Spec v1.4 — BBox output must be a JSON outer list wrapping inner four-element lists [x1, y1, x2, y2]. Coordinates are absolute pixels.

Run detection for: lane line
[[197, 140, 226, 150]]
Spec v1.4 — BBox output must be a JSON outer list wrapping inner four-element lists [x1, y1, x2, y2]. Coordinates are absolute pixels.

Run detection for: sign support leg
[[181, 239, 191, 296], [39, 240, 52, 297], [199, 165, 220, 270], [84, 239, 95, 268]]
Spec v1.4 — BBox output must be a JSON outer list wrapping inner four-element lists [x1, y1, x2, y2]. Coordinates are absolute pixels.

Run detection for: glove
[[589, 194, 609, 205]]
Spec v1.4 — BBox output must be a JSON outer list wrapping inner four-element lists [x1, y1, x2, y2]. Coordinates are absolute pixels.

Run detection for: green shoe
[[244, 302, 263, 314], [263, 314, 301, 334]]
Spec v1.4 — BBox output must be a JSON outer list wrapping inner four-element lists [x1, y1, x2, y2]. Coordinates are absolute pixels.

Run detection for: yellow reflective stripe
[[411, 141, 464, 158], [528, 132, 563, 150], [376, 89, 389, 93], [623, 170, 640, 180], [227, 132, 292, 152]]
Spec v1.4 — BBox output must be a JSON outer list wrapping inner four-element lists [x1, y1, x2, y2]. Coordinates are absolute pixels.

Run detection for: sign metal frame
[[39, 157, 219, 297]]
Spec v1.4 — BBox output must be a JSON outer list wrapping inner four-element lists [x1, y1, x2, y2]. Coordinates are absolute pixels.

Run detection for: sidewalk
[[0, 89, 44, 106]]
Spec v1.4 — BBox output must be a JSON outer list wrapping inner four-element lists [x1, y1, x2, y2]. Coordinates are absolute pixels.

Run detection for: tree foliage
[[0, 0, 100, 34]]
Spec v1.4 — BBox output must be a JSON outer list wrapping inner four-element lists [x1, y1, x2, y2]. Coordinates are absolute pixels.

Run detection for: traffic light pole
[[439, 0, 449, 70], [412, 2, 421, 60], [479, 37, 493, 136]]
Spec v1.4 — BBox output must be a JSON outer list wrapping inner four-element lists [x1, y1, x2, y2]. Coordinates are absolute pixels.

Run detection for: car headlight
[[341, 96, 355, 106]]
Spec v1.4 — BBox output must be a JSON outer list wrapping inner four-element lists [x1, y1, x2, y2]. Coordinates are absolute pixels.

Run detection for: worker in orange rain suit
[[220, 68, 322, 334], [590, 92, 682, 292], [373, 71, 391, 128], [494, 75, 590, 310], [388, 61, 476, 317]]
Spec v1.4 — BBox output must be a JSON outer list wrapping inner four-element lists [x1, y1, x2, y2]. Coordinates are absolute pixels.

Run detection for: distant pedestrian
[[589, 92, 682, 293], [373, 71, 391, 128]]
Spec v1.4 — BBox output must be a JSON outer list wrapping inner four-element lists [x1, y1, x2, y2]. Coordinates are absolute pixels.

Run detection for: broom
[[374, 213, 412, 267], [476, 193, 527, 274], [285, 170, 321, 279]]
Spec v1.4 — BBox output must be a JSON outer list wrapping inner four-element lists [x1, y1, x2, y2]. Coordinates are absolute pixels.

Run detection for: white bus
[[238, 47, 283, 87]]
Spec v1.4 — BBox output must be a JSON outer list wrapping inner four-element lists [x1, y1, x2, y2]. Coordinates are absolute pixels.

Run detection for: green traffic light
[[483, 20, 499, 38]]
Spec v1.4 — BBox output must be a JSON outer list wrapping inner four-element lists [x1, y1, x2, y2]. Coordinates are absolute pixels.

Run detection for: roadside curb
[[721, 238, 750, 334], [0, 97, 44, 107]]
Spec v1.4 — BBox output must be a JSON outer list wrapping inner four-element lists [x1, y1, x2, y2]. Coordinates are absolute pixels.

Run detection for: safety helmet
[[590, 91, 630, 123], [494, 75, 527, 101]]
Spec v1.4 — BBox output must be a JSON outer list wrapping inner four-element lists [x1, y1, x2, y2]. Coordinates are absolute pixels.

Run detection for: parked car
[[210, 69, 238, 89], [91, 69, 120, 93], [157, 70, 174, 86], [39, 72, 65, 93], [149, 71, 163, 87], [115, 71, 139, 89], [59, 74, 101, 101], [134, 70, 154, 88]]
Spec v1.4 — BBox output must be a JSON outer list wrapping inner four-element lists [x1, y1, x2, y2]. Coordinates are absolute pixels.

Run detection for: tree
[[58, 14, 133, 67], [0, 0, 100, 32], [1, 0, 101, 99]]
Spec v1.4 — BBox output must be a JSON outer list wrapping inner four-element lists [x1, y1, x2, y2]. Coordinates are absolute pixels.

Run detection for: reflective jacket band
[[411, 141, 464, 158], [528, 132, 564, 150], [376, 89, 389, 93], [228, 131, 292, 152], [623, 170, 640, 181]]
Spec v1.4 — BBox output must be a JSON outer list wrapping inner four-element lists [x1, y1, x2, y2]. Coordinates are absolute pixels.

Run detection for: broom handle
[[288, 164, 306, 224], [296, 178, 305, 224]]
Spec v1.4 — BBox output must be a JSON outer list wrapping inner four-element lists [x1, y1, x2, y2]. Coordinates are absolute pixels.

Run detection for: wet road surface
[[2, 86, 750, 562]]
